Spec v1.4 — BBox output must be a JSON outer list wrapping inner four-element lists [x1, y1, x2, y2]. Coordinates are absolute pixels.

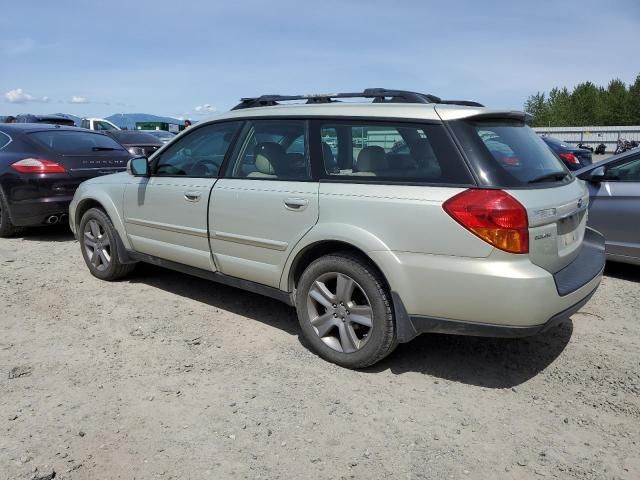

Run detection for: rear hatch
[[443, 111, 589, 273], [27, 129, 130, 179]]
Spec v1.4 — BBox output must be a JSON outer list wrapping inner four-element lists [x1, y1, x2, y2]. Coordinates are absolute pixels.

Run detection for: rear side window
[[319, 122, 472, 184], [449, 119, 570, 187], [227, 119, 310, 180], [28, 131, 126, 154]]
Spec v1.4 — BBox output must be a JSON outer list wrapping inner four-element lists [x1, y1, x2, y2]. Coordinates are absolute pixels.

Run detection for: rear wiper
[[92, 147, 122, 151], [528, 172, 570, 184]]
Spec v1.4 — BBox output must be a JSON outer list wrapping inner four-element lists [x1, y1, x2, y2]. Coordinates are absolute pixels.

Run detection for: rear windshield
[[450, 119, 570, 187], [29, 131, 126, 154]]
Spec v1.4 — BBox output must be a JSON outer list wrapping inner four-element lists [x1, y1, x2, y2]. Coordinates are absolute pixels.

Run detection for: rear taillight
[[443, 189, 529, 254], [10, 158, 66, 174], [559, 153, 580, 165]]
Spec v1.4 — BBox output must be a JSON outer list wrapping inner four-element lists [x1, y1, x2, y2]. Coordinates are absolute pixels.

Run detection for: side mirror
[[579, 165, 605, 182], [127, 156, 150, 176]]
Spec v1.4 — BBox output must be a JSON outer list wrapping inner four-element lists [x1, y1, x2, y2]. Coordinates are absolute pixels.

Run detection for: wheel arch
[[283, 237, 392, 296], [74, 192, 131, 251]]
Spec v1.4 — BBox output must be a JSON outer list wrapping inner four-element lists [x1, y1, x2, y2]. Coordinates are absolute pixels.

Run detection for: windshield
[[109, 132, 161, 144], [29, 130, 126, 154], [147, 130, 174, 139], [450, 119, 570, 187]]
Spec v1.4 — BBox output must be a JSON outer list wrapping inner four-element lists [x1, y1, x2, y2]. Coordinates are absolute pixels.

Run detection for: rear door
[[122, 121, 241, 271], [586, 153, 640, 260], [210, 119, 319, 288]]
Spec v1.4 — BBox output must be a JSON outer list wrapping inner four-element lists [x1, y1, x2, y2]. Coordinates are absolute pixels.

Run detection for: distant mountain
[[105, 113, 183, 130], [2, 112, 184, 129]]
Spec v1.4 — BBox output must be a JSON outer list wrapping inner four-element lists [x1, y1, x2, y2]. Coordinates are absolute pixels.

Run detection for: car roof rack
[[231, 88, 483, 110]]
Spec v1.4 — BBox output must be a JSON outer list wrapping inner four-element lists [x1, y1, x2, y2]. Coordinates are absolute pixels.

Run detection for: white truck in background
[[80, 118, 120, 131]]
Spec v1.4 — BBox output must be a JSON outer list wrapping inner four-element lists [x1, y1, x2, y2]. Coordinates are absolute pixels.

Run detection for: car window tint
[[319, 122, 471, 184], [155, 122, 241, 177], [228, 120, 310, 180], [28, 131, 126, 154], [604, 155, 640, 182]]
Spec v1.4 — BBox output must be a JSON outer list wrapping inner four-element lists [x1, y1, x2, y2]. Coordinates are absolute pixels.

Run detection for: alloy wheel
[[306, 272, 373, 353], [83, 219, 111, 272]]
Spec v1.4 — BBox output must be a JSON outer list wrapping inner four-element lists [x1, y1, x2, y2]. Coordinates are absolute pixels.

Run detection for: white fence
[[533, 126, 640, 153]]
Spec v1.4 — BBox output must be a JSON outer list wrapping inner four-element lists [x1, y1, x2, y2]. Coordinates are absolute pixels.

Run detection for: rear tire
[[0, 188, 24, 238], [79, 208, 136, 281], [295, 252, 396, 369]]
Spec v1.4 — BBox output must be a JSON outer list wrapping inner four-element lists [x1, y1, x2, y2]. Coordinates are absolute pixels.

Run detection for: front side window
[[154, 122, 241, 177], [319, 122, 471, 184], [227, 120, 310, 180], [604, 155, 640, 182]]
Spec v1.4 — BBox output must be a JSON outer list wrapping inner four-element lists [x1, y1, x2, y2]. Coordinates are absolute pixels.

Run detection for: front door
[[587, 153, 640, 261], [123, 121, 242, 270], [210, 119, 319, 288]]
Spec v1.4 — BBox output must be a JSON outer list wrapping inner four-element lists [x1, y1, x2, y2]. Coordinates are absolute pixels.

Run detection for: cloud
[[193, 104, 216, 114], [70, 96, 89, 104], [4, 88, 50, 104]]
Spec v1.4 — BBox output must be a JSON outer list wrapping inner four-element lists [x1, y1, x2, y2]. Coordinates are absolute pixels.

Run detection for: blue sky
[[2, 0, 639, 119]]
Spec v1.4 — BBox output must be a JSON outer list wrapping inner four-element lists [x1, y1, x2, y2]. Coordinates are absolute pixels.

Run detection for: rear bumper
[[9, 197, 73, 226], [371, 228, 605, 342], [1, 173, 78, 226], [394, 286, 598, 341], [553, 228, 605, 296]]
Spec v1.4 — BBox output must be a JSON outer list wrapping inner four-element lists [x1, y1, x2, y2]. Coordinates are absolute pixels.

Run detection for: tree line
[[524, 74, 640, 127]]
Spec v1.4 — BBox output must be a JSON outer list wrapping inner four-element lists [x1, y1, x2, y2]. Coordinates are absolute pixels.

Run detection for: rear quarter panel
[[279, 183, 494, 290]]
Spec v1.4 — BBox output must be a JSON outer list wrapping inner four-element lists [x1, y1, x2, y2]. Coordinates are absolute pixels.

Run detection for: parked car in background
[[80, 118, 120, 131], [138, 129, 176, 145], [69, 88, 604, 369], [15, 114, 76, 127], [541, 135, 592, 170], [0, 124, 130, 236], [105, 130, 163, 157], [577, 148, 640, 266]]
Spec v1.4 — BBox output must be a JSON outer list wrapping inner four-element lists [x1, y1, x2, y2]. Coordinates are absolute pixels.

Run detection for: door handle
[[284, 197, 309, 211], [184, 191, 201, 202]]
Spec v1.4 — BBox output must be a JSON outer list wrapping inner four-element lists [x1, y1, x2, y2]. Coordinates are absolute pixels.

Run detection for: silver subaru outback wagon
[[69, 89, 605, 368]]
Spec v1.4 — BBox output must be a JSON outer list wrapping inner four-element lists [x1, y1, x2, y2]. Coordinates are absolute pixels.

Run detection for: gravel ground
[[1, 226, 639, 480]]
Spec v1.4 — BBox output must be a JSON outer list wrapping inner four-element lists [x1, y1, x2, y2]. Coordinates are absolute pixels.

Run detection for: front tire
[[79, 208, 136, 281], [295, 252, 396, 369]]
